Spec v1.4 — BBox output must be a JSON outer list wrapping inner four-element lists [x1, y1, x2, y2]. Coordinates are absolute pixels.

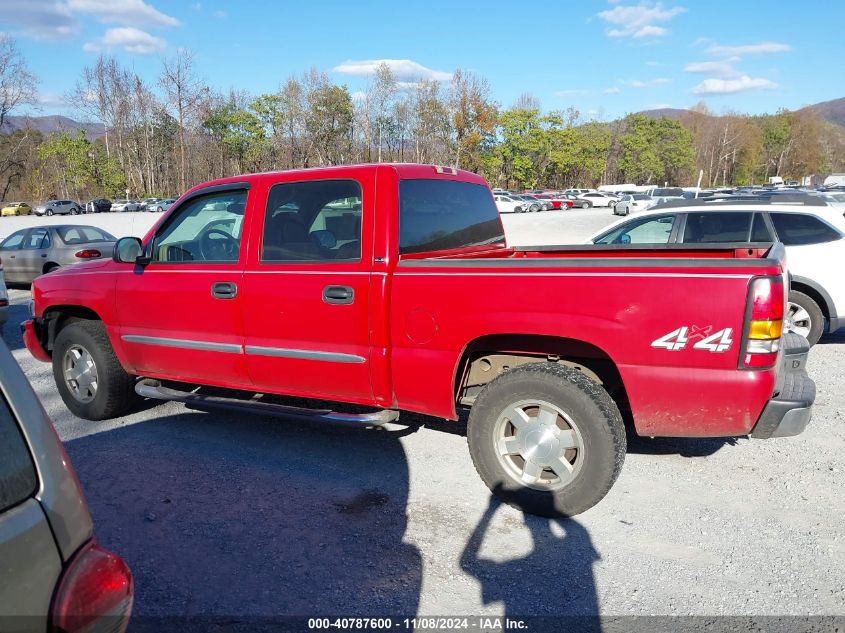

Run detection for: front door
[[114, 185, 252, 387], [241, 175, 374, 403]]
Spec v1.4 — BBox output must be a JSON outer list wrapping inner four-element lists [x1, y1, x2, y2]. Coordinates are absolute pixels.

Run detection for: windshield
[[399, 179, 505, 255]]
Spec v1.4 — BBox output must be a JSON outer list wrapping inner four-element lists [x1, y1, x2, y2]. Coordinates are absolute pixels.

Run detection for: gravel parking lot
[[2, 207, 843, 623]]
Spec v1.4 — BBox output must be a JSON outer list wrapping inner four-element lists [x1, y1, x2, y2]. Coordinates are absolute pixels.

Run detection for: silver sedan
[[33, 200, 82, 216], [0, 224, 116, 283]]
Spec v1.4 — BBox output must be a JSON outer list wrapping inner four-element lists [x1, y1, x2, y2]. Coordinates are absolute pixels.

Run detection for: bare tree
[[160, 50, 204, 192], [0, 35, 38, 131]]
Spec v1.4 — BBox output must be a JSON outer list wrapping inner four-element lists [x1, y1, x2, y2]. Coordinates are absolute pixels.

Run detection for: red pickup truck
[[22, 164, 815, 517]]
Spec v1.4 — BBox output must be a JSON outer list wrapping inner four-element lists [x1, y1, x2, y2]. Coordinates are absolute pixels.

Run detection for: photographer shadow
[[460, 493, 601, 631]]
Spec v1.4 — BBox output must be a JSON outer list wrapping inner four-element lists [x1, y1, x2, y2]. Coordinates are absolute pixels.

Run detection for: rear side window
[[769, 213, 841, 245], [57, 227, 116, 243], [0, 394, 37, 513], [262, 179, 362, 262], [399, 179, 505, 255], [683, 212, 752, 243]]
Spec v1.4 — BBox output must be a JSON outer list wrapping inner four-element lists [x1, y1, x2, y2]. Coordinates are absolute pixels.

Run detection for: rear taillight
[[740, 275, 785, 369], [75, 249, 102, 259], [50, 540, 133, 633]]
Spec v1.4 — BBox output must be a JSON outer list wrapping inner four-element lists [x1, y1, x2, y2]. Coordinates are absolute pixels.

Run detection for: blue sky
[[2, 0, 842, 121]]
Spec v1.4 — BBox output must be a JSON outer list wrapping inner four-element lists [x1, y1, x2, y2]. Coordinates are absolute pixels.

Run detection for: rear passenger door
[[17, 228, 51, 279], [769, 212, 845, 315], [240, 174, 374, 402]]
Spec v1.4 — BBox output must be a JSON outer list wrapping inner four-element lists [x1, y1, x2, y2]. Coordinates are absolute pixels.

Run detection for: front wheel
[[786, 290, 823, 346], [467, 363, 626, 517], [581, 202, 589, 209], [45, 209, 54, 216], [53, 320, 140, 420]]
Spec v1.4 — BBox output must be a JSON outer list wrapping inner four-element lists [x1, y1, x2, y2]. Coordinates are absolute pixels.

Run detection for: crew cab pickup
[[22, 164, 815, 517]]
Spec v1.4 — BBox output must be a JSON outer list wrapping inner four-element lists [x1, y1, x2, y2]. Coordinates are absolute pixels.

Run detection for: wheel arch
[[790, 275, 835, 321], [453, 333, 631, 421], [41, 305, 104, 354]]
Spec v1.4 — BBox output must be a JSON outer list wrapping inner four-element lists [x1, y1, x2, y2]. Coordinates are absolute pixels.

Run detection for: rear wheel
[[467, 362, 626, 517], [53, 320, 139, 420], [581, 201, 589, 209], [786, 290, 823, 346]]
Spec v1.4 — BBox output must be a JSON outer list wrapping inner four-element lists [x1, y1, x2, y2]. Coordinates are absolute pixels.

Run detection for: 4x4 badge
[[651, 326, 733, 352]]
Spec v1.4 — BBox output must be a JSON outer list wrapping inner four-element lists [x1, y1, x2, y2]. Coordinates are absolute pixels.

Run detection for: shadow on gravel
[[0, 301, 29, 351], [625, 434, 738, 458], [818, 329, 845, 345], [65, 409, 422, 621], [461, 494, 600, 625]]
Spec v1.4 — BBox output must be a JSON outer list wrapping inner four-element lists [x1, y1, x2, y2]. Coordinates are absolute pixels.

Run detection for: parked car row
[[1, 197, 177, 217]]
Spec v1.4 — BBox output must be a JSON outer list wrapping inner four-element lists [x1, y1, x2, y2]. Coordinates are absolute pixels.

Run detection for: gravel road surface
[[2, 207, 843, 624]]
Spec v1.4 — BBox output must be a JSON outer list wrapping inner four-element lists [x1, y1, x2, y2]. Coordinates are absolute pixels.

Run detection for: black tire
[[52, 320, 139, 420], [467, 362, 626, 518], [44, 263, 60, 274], [787, 290, 824, 346], [581, 201, 589, 209], [45, 209, 54, 216]]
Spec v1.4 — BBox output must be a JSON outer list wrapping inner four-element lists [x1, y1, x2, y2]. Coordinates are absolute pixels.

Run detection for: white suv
[[586, 197, 845, 345]]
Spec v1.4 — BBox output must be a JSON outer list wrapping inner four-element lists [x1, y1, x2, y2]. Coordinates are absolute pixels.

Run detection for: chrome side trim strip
[[244, 345, 366, 364], [121, 335, 243, 354]]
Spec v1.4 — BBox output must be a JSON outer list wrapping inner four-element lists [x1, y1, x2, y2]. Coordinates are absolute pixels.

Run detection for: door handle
[[323, 285, 354, 305], [211, 281, 238, 299], [41, 254, 47, 258]]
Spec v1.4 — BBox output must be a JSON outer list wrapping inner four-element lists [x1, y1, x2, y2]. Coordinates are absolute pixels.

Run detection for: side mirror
[[113, 237, 144, 264]]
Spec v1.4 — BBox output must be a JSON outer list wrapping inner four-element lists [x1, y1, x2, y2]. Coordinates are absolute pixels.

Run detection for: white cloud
[[691, 75, 778, 95], [67, 0, 179, 27], [706, 41, 791, 57], [603, 87, 622, 94], [684, 60, 740, 78], [598, 2, 685, 39], [84, 26, 166, 54], [333, 59, 452, 83], [626, 77, 671, 88], [554, 89, 589, 96], [0, 0, 80, 40], [351, 91, 367, 103]]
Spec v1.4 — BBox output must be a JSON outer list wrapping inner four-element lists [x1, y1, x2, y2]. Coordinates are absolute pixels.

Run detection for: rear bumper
[[750, 333, 815, 439], [21, 318, 51, 362]]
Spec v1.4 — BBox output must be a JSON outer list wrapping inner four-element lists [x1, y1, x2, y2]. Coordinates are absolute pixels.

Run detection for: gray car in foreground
[[0, 339, 133, 632], [0, 225, 117, 283]]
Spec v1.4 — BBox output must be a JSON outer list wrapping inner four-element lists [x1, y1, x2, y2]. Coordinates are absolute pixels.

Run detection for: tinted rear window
[[399, 180, 504, 255], [0, 393, 37, 513], [770, 213, 841, 246]]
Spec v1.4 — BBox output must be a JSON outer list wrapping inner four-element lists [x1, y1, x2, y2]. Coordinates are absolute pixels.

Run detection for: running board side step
[[135, 378, 399, 426]]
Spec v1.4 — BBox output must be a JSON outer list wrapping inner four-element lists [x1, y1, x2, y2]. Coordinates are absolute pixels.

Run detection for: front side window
[[0, 231, 26, 250], [594, 215, 676, 245], [682, 212, 753, 243], [399, 179, 504, 255], [153, 190, 247, 263], [770, 213, 841, 246], [262, 179, 362, 262]]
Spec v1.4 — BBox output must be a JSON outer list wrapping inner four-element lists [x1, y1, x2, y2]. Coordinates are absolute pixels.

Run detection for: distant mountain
[[638, 107, 693, 121], [798, 96, 845, 129], [639, 97, 845, 130], [0, 115, 104, 140]]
